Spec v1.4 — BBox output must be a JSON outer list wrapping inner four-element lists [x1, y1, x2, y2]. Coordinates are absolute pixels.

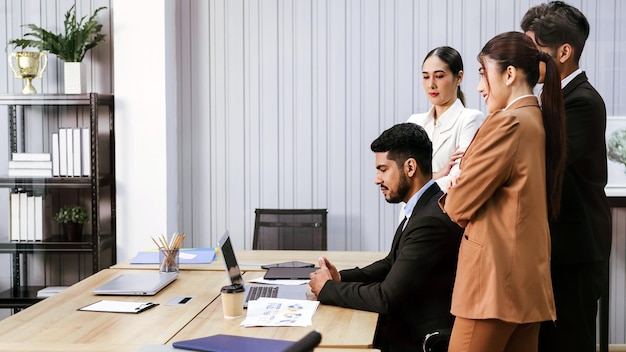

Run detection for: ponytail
[[457, 86, 466, 106], [538, 51, 566, 219]]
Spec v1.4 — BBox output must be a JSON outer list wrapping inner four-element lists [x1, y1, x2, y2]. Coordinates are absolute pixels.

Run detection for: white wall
[[112, 0, 178, 262]]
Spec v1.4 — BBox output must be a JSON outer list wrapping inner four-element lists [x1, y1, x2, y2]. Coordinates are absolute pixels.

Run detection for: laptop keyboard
[[246, 285, 279, 302]]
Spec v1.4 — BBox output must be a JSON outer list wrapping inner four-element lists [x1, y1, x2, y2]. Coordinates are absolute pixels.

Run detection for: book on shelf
[[72, 128, 81, 177], [81, 128, 91, 176], [27, 196, 35, 241], [59, 128, 68, 176], [11, 153, 51, 162], [34, 195, 43, 241], [51, 132, 60, 177], [9, 193, 20, 241], [8, 157, 53, 178], [8, 160, 53, 169], [18, 192, 27, 241], [9, 192, 44, 242], [66, 127, 74, 176], [51, 128, 90, 177], [8, 168, 53, 177]]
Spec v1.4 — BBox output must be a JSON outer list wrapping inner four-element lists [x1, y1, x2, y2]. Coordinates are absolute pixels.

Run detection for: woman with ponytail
[[438, 31, 566, 352]]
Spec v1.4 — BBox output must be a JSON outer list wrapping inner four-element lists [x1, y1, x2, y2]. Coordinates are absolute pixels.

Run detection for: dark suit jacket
[[550, 72, 612, 264], [317, 183, 463, 352]]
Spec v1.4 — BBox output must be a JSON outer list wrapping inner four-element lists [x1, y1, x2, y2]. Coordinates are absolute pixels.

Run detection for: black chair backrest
[[253, 209, 327, 250]]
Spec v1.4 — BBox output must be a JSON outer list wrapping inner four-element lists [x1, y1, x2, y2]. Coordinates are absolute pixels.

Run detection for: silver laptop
[[219, 231, 307, 308], [92, 272, 178, 296]]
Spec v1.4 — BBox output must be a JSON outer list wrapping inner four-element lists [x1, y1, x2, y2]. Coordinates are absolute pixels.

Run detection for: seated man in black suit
[[309, 123, 463, 352]]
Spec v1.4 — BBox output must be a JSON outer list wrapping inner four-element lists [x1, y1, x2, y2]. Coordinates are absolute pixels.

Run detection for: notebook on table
[[172, 334, 293, 352], [218, 231, 307, 308], [92, 272, 178, 296], [264, 266, 318, 280]]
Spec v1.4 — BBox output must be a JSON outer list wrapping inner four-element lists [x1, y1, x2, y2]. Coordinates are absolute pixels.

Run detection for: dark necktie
[[396, 216, 407, 236], [391, 216, 407, 258]]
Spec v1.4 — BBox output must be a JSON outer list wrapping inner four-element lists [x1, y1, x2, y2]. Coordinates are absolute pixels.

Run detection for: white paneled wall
[[176, 0, 625, 247], [1, 0, 626, 344]]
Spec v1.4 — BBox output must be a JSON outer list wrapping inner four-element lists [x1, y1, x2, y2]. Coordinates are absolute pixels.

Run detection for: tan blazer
[[439, 96, 556, 323]]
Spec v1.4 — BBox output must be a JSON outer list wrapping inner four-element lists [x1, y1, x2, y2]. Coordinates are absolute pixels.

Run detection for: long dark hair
[[478, 31, 566, 218], [423, 46, 466, 106]]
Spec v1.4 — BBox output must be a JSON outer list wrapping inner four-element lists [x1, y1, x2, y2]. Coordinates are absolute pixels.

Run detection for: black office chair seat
[[422, 328, 451, 352]]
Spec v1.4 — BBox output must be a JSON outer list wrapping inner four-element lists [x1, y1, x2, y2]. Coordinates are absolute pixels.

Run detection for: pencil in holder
[[159, 248, 180, 273]]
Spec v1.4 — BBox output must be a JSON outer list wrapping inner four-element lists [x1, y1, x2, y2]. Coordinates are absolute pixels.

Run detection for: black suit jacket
[[549, 72, 612, 264], [317, 183, 463, 352]]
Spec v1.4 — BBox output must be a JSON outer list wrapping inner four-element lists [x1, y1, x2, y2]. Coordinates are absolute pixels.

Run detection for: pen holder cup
[[221, 284, 245, 319], [159, 249, 180, 273]]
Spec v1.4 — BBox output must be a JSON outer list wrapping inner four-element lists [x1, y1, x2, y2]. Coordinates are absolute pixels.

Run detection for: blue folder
[[130, 248, 216, 264]]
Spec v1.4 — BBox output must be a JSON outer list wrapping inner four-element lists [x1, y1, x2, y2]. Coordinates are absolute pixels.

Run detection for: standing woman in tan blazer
[[439, 31, 566, 352]]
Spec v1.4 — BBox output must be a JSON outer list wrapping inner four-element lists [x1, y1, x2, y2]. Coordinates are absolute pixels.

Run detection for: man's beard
[[386, 171, 410, 204]]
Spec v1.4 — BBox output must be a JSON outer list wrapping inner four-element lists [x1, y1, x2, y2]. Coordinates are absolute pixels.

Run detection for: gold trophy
[[9, 51, 48, 94]]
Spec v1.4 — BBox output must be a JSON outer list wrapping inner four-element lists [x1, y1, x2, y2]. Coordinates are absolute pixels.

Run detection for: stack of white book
[[51, 127, 91, 177], [9, 191, 43, 242], [8, 153, 52, 177]]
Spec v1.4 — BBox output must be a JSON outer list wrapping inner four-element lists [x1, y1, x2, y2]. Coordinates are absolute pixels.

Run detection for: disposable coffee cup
[[221, 283, 245, 319]]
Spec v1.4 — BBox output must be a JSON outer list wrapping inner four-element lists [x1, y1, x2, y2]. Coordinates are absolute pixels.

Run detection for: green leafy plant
[[608, 129, 626, 166], [7, 5, 107, 62], [54, 205, 89, 224]]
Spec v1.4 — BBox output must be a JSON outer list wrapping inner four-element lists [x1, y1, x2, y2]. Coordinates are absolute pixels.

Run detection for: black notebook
[[263, 266, 318, 280], [172, 334, 293, 352]]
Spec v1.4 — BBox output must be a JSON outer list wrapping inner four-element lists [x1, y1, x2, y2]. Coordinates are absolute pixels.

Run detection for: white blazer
[[407, 99, 484, 192]]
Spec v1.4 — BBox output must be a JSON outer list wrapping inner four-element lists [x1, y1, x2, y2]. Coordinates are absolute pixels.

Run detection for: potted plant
[[54, 205, 89, 241], [7, 5, 107, 93]]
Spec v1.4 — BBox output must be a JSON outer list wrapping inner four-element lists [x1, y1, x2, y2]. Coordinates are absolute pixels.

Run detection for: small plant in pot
[[54, 205, 88, 242]]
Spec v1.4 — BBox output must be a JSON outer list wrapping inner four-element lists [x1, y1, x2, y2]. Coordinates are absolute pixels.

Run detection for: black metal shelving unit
[[0, 93, 116, 311]]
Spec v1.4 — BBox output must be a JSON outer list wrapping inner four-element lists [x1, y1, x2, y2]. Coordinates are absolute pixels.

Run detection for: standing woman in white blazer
[[408, 46, 484, 192]]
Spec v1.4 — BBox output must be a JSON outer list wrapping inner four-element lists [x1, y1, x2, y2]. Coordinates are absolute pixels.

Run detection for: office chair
[[253, 209, 327, 250], [422, 328, 451, 352]]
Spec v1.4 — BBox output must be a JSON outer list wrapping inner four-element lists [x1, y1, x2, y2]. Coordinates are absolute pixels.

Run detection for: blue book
[[130, 248, 216, 264], [172, 334, 293, 352]]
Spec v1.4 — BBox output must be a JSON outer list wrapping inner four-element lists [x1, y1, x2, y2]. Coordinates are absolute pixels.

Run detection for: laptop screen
[[219, 231, 243, 285]]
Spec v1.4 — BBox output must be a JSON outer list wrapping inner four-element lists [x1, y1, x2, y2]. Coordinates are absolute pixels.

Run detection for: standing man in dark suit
[[521, 2, 612, 351], [309, 123, 463, 352]]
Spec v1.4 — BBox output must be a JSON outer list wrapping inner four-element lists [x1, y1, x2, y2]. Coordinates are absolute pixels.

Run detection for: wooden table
[[0, 344, 380, 352], [170, 274, 378, 349], [0, 251, 382, 351], [0, 269, 228, 345], [112, 250, 386, 272]]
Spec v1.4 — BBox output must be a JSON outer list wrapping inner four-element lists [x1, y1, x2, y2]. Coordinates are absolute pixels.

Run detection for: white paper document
[[78, 300, 159, 313], [240, 297, 319, 327]]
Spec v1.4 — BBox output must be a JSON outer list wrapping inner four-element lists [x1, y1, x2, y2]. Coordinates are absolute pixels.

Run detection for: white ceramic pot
[[64, 62, 85, 94]]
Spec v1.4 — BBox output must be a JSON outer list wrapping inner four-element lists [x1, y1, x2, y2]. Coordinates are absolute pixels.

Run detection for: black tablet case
[[263, 267, 318, 280]]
